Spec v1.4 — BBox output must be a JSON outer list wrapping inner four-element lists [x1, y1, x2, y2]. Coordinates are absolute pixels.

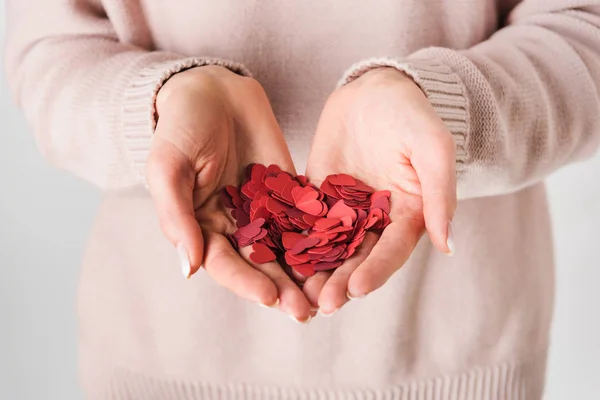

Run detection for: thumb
[[411, 130, 457, 255], [146, 135, 204, 279]]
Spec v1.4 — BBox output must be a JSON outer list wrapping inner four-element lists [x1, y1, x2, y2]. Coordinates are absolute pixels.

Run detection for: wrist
[[156, 66, 231, 114], [359, 67, 421, 91]]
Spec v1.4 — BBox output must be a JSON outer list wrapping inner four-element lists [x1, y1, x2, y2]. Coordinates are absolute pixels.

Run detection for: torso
[[79, 1, 553, 396]]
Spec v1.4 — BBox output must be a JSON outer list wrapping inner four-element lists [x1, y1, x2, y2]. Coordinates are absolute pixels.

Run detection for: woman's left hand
[[303, 67, 457, 315]]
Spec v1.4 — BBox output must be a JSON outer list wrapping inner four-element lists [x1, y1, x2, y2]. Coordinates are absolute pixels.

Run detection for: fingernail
[[310, 306, 320, 312], [289, 314, 312, 324], [319, 308, 339, 317], [259, 298, 280, 309], [346, 291, 367, 300], [177, 243, 191, 279], [446, 221, 455, 256]]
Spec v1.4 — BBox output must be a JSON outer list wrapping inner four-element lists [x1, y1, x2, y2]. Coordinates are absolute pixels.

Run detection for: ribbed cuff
[[121, 57, 252, 187], [339, 57, 469, 173]]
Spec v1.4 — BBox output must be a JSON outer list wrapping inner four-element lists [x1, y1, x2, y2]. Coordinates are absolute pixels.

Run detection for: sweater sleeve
[[4, 0, 251, 189], [339, 1, 600, 200]]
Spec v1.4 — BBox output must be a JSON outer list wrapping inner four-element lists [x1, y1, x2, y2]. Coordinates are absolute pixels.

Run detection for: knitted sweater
[[5, 1, 600, 399]]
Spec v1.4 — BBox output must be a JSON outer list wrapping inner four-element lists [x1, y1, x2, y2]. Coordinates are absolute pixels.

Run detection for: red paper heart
[[327, 200, 357, 221], [265, 173, 293, 193], [250, 242, 277, 264], [328, 173, 357, 186], [251, 163, 267, 184], [289, 237, 321, 256], [282, 232, 306, 250], [292, 263, 316, 277], [313, 218, 341, 231]]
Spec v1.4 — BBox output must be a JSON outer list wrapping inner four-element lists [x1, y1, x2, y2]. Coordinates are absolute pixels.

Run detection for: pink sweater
[[5, 1, 600, 399]]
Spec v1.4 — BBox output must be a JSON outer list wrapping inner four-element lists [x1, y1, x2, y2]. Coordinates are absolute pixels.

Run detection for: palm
[[187, 119, 246, 238], [148, 66, 314, 322], [306, 97, 427, 236], [307, 131, 424, 220], [302, 85, 430, 313]]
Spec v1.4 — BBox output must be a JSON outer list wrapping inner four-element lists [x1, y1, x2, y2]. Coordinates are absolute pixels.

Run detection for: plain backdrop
[[1, 4, 599, 400]]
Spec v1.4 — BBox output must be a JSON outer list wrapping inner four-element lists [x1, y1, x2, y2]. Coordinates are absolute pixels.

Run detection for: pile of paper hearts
[[222, 164, 391, 277]]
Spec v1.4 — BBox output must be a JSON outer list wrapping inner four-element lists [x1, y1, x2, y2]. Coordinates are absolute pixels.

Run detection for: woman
[[5, 0, 600, 399]]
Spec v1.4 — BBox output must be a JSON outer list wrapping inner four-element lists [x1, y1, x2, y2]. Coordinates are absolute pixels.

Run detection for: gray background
[[1, 5, 599, 400]]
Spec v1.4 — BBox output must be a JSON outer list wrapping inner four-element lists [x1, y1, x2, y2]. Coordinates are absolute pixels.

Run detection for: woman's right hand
[[146, 66, 313, 322]]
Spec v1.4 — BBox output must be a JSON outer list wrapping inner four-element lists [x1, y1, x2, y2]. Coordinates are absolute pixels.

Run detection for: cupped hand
[[146, 66, 312, 322], [303, 67, 457, 315]]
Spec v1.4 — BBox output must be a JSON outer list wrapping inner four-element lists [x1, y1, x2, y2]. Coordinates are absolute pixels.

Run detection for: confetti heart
[[291, 263, 317, 277], [222, 164, 393, 279], [285, 252, 312, 265], [265, 197, 289, 215], [251, 163, 267, 184], [282, 231, 307, 249], [313, 217, 341, 231], [328, 173, 356, 186], [289, 237, 321, 256], [327, 200, 357, 221], [265, 173, 293, 193], [296, 198, 327, 216], [250, 243, 277, 264], [237, 218, 265, 238], [313, 261, 343, 271]]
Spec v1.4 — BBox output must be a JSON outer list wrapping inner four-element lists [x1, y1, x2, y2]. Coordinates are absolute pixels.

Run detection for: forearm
[[5, 1, 250, 189]]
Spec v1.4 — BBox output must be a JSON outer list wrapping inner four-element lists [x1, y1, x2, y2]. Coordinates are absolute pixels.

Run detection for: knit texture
[[5, 1, 600, 399], [95, 358, 546, 400]]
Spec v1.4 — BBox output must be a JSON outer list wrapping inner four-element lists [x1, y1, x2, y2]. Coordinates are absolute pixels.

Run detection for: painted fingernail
[[446, 221, 455, 256], [346, 291, 367, 300], [289, 314, 312, 324], [319, 308, 339, 317], [177, 243, 191, 279], [259, 298, 280, 309]]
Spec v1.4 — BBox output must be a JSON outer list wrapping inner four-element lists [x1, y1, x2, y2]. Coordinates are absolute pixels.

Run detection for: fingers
[[147, 136, 205, 278], [411, 129, 457, 255], [238, 246, 313, 322], [302, 271, 332, 313], [347, 219, 423, 298], [317, 233, 379, 315], [203, 232, 279, 306]]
